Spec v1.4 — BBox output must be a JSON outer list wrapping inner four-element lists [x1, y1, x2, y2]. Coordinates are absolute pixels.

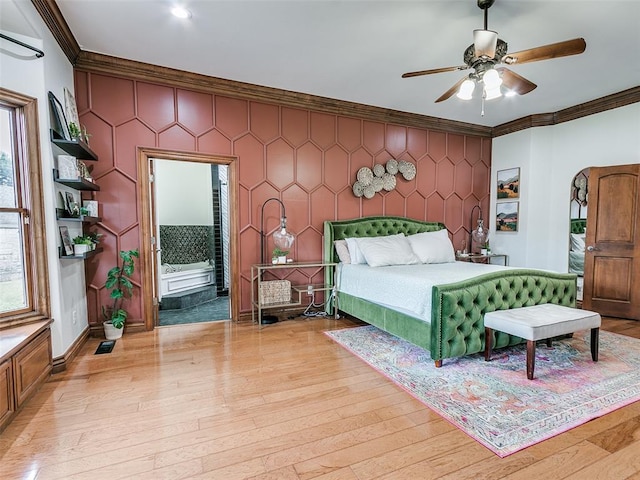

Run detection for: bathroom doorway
[[137, 148, 239, 329]]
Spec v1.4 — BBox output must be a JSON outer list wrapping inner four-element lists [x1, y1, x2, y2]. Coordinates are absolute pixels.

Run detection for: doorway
[[137, 147, 239, 329]]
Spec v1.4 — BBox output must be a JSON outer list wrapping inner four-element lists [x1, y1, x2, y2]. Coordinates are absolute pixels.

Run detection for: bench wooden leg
[[484, 327, 493, 361], [526, 340, 536, 380], [434, 359, 442, 368], [591, 327, 599, 361]]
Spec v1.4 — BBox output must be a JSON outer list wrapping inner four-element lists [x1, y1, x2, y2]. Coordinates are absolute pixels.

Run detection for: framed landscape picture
[[497, 167, 520, 199], [496, 202, 519, 232]]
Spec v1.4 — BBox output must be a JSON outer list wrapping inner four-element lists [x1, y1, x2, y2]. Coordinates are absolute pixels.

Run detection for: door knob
[[586, 245, 598, 252]]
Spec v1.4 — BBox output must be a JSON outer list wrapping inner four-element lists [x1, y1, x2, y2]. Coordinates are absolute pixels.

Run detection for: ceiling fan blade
[[496, 67, 537, 95], [402, 65, 468, 78], [435, 76, 468, 103], [474, 29, 498, 58], [503, 38, 586, 65]]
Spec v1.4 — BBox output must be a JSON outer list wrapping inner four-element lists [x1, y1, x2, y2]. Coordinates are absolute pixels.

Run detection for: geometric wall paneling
[[77, 69, 491, 319]]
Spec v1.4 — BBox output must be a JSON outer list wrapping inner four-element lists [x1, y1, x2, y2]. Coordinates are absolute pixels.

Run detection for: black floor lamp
[[259, 197, 295, 324]]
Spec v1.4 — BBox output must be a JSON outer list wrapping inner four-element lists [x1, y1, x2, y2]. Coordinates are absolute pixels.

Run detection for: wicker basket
[[259, 280, 291, 305]]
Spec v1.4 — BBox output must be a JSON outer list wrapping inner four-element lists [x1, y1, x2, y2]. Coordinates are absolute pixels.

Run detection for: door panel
[[583, 164, 640, 319]]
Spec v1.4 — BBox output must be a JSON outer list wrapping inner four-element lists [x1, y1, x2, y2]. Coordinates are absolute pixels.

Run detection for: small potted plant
[[481, 240, 491, 256], [68, 121, 82, 140], [72, 234, 93, 255], [102, 249, 139, 340], [272, 248, 289, 264]]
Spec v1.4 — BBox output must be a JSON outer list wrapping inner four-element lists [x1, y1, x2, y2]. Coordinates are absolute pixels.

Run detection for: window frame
[[0, 88, 50, 327]]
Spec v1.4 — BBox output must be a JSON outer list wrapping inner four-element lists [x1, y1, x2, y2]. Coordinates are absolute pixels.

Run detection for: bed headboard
[[570, 218, 587, 234], [323, 216, 446, 264]]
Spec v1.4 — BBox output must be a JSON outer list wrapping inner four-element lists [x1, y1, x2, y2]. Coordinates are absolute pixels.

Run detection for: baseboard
[[52, 325, 89, 373]]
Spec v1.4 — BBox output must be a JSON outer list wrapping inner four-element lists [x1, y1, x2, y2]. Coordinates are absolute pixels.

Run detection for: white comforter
[[337, 262, 515, 321]]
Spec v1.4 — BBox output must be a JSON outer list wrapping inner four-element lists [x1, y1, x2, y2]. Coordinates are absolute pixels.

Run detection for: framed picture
[[48, 91, 70, 140], [64, 87, 80, 129], [57, 155, 79, 179], [65, 191, 79, 217], [59, 226, 73, 255], [496, 202, 519, 232], [497, 167, 520, 199]]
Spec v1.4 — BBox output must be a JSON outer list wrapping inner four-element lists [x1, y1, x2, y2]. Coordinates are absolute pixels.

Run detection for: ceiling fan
[[402, 0, 586, 104]]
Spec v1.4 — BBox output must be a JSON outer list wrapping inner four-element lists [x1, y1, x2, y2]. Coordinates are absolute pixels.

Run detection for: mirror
[[569, 168, 589, 303]]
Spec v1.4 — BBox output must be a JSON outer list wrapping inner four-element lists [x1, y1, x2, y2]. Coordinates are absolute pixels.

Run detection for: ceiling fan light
[[473, 29, 498, 58], [484, 85, 502, 100], [483, 68, 502, 89], [456, 79, 476, 100]]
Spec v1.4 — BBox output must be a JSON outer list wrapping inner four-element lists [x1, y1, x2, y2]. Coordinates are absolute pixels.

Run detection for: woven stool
[[484, 303, 601, 380]]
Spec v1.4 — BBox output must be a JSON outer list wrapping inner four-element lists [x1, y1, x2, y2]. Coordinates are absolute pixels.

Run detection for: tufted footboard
[[431, 270, 577, 363]]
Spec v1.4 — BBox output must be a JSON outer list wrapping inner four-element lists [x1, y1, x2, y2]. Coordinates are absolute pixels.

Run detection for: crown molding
[[492, 86, 640, 137], [30, 0, 80, 64], [73, 51, 493, 137]]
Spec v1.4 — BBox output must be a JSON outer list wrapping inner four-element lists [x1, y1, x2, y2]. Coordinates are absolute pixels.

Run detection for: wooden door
[[583, 164, 640, 319]]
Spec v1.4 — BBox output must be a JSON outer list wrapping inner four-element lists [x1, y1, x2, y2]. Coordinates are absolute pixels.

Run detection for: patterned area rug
[[325, 326, 640, 457]]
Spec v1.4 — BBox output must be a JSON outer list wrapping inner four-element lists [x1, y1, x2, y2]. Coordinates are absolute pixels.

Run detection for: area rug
[[325, 326, 640, 457]]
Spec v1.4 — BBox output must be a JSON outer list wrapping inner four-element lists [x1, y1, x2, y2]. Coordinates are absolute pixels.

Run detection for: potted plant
[[72, 234, 93, 255], [102, 249, 139, 340], [481, 240, 491, 256], [272, 247, 289, 264]]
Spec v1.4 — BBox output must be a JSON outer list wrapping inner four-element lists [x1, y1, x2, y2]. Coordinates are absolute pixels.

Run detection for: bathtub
[[160, 261, 214, 297]]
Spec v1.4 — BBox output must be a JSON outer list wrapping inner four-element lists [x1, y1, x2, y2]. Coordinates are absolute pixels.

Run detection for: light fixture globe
[[472, 218, 489, 247], [456, 79, 476, 100], [273, 221, 295, 252]]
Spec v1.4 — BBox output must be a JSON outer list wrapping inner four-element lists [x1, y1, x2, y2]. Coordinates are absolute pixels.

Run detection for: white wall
[[1, 1, 86, 358], [492, 104, 640, 272]]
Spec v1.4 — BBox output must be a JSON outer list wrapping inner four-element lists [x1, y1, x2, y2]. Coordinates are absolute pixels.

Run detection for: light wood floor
[[2, 315, 640, 479]]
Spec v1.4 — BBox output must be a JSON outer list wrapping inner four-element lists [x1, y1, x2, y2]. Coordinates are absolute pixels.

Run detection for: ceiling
[[5, 1, 640, 127]]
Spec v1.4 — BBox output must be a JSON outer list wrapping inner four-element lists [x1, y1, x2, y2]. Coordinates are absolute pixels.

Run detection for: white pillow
[[356, 234, 419, 267], [345, 237, 367, 264], [570, 233, 586, 252], [334, 240, 351, 264], [407, 229, 455, 264]]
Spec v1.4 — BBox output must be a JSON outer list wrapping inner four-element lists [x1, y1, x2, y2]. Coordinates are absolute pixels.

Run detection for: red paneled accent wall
[[75, 71, 491, 324]]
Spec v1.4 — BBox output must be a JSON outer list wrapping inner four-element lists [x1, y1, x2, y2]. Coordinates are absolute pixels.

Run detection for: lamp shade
[[457, 79, 476, 100]]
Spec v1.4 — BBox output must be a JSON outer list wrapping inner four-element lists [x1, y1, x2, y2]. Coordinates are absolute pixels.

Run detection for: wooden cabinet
[[0, 321, 52, 433], [13, 329, 52, 407], [0, 359, 14, 429]]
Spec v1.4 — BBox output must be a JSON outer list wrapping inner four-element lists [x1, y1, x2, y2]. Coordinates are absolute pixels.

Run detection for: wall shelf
[[53, 170, 100, 191], [55, 209, 101, 223], [50, 129, 97, 160], [59, 247, 103, 260]]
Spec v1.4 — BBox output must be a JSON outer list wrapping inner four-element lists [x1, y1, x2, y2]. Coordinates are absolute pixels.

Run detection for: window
[[0, 88, 49, 325]]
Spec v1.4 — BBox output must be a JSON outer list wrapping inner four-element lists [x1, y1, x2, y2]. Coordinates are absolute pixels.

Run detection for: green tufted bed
[[323, 216, 578, 367]]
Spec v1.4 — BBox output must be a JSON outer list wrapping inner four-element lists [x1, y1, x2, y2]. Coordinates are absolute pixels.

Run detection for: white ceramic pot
[[103, 321, 123, 340], [74, 244, 90, 255]]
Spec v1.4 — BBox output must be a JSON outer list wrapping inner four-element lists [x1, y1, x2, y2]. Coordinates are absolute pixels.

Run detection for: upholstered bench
[[484, 303, 601, 379]]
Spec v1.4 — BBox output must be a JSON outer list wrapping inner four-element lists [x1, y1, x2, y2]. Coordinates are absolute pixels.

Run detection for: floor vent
[[95, 340, 115, 355]]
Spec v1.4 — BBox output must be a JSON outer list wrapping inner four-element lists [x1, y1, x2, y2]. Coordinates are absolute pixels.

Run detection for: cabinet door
[[13, 329, 52, 407], [0, 359, 14, 431]]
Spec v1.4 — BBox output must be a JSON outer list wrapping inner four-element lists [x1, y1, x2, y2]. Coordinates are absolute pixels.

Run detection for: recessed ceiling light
[[171, 5, 192, 19]]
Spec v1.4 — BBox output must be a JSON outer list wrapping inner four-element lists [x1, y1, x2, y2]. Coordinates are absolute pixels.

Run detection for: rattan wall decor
[[352, 159, 416, 199]]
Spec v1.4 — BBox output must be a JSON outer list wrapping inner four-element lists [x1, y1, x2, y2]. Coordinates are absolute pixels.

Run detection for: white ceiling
[[7, 1, 640, 127]]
